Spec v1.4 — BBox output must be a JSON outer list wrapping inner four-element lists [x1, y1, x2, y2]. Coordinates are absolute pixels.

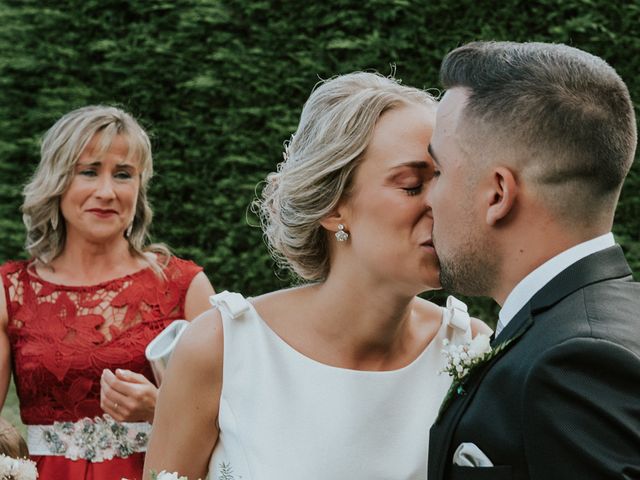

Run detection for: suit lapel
[[429, 305, 533, 480], [429, 245, 632, 480]]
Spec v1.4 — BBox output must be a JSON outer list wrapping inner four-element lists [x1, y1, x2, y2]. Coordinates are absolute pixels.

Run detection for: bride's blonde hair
[[256, 72, 437, 281]]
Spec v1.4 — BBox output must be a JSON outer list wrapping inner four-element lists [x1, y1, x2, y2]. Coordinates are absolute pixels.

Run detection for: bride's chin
[[419, 283, 442, 293], [420, 267, 441, 291]]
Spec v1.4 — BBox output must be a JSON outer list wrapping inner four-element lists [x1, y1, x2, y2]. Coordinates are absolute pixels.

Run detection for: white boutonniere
[[437, 334, 512, 420], [441, 334, 492, 385], [0, 453, 38, 480]]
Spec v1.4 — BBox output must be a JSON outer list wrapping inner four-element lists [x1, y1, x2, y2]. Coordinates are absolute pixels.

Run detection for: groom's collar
[[496, 232, 615, 336], [494, 242, 632, 344]]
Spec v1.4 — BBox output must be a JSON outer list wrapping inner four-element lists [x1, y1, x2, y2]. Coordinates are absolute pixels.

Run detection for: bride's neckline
[[246, 299, 446, 375]]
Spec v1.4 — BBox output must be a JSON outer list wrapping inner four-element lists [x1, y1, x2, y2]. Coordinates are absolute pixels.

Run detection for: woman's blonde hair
[[22, 105, 170, 272], [256, 72, 437, 281]]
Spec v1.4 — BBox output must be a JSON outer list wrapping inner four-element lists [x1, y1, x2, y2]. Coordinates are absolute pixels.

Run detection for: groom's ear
[[485, 166, 518, 226]]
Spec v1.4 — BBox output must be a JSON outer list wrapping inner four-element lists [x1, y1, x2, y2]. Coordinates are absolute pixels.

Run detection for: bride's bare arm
[[143, 308, 223, 480]]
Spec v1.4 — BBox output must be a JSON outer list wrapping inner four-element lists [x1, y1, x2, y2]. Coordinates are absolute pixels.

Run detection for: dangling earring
[[125, 223, 133, 238], [335, 224, 349, 242], [51, 208, 59, 231]]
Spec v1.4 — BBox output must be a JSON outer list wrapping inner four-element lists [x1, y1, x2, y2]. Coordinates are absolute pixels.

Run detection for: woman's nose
[[95, 175, 116, 199]]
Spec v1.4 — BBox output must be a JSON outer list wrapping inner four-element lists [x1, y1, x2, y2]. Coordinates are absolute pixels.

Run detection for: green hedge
[[0, 0, 638, 323]]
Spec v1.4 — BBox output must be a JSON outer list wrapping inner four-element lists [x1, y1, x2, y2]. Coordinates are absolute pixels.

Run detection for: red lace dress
[[0, 256, 203, 480]]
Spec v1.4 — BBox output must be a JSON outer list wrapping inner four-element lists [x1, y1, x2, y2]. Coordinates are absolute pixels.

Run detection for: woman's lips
[[87, 208, 118, 218]]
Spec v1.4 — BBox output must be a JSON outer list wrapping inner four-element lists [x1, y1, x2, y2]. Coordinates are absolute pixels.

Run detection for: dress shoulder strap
[[442, 296, 471, 332], [209, 290, 251, 320], [441, 296, 473, 347]]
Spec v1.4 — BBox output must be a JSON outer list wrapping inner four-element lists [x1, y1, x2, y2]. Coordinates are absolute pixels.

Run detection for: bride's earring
[[125, 222, 133, 238], [335, 224, 349, 242]]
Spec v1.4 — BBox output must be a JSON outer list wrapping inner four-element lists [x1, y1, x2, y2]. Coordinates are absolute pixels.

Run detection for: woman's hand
[[100, 368, 158, 423]]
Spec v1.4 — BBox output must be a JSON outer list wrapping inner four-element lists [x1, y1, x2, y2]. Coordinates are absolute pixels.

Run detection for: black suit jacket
[[428, 246, 640, 480]]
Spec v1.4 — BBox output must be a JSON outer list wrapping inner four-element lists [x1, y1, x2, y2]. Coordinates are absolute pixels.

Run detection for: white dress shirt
[[496, 233, 615, 337]]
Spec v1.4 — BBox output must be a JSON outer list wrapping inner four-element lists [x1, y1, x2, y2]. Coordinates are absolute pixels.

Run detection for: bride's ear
[[319, 206, 348, 233], [486, 167, 518, 226]]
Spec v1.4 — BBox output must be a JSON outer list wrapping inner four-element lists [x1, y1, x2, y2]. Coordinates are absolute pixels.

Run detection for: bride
[[143, 72, 491, 480]]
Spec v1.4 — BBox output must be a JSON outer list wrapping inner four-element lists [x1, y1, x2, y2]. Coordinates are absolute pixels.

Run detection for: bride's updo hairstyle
[[257, 72, 437, 281]]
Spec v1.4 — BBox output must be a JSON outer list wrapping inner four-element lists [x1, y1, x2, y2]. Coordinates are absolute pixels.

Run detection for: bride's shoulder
[[412, 296, 446, 322], [251, 284, 316, 318]]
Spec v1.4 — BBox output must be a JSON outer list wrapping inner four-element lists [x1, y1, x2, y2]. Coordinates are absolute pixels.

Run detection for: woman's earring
[[125, 223, 133, 238], [335, 224, 349, 242], [51, 208, 59, 230]]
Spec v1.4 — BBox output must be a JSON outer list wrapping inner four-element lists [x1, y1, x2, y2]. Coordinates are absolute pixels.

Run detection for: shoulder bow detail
[[443, 296, 470, 332], [210, 291, 250, 319]]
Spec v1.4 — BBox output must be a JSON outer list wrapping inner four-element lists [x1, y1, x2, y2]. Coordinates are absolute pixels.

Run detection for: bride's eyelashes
[[403, 185, 424, 196]]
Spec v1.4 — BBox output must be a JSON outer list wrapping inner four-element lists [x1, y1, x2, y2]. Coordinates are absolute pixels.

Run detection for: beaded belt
[[27, 415, 151, 462]]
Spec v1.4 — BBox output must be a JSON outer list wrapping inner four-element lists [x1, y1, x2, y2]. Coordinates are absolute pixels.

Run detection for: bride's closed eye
[[403, 185, 424, 196]]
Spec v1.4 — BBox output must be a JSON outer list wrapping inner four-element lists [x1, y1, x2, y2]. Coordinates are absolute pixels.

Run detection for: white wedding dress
[[207, 291, 471, 480]]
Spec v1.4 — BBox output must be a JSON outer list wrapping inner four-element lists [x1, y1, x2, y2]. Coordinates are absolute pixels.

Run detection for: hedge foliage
[[0, 0, 638, 323]]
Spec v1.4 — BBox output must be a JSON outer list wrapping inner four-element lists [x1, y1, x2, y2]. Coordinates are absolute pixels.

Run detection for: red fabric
[[1, 256, 203, 480], [32, 453, 144, 480]]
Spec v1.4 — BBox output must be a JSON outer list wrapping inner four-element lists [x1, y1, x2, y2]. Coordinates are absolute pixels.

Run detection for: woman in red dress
[[0, 105, 215, 480]]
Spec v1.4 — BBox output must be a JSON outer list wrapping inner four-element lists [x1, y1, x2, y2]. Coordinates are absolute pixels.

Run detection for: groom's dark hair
[[440, 41, 636, 221]]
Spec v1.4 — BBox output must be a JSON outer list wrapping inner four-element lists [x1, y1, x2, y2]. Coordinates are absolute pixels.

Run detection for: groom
[[426, 41, 640, 479]]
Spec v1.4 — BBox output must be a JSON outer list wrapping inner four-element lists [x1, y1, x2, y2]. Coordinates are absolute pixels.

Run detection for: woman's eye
[[114, 171, 132, 180], [404, 185, 423, 196], [79, 169, 97, 177]]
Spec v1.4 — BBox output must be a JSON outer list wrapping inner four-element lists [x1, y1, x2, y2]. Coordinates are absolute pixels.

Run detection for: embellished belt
[[27, 415, 151, 462]]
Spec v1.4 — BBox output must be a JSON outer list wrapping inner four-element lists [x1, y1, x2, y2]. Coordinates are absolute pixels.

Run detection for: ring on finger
[[114, 402, 119, 410]]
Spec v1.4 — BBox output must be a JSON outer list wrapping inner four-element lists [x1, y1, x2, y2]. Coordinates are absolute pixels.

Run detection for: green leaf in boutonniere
[[436, 334, 513, 422]]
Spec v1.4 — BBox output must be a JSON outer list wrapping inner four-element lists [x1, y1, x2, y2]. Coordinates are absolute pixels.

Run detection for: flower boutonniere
[[436, 334, 512, 421]]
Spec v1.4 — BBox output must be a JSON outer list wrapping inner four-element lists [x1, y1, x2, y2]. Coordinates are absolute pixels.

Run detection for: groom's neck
[[490, 216, 611, 306]]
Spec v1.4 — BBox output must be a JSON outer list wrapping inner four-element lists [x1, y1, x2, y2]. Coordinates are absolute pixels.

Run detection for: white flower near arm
[[0, 453, 38, 480], [154, 472, 187, 480], [158, 473, 183, 480], [148, 471, 200, 480]]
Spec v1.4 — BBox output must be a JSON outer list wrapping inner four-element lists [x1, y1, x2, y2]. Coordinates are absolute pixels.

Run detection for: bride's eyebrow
[[389, 161, 429, 171]]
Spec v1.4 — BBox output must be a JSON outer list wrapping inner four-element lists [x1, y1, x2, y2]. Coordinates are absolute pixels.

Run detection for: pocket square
[[453, 442, 494, 467]]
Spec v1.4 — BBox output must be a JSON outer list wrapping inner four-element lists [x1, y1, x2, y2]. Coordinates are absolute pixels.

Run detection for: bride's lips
[[421, 239, 436, 252]]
